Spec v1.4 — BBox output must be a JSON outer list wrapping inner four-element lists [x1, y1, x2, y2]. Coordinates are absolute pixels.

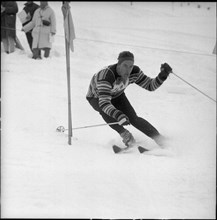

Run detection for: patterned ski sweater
[[86, 64, 165, 121]]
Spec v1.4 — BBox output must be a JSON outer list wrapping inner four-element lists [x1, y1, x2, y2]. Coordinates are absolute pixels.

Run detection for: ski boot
[[120, 129, 136, 149], [153, 134, 166, 147]]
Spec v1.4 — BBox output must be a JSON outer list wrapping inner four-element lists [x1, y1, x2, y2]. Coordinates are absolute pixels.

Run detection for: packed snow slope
[[1, 1, 216, 219]]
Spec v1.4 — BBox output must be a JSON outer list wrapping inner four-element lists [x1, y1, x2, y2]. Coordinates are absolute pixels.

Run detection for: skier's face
[[118, 60, 134, 81]]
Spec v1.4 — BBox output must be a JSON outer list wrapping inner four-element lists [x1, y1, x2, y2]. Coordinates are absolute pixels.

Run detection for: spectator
[[1, 1, 18, 54], [22, 1, 56, 59], [21, 1, 39, 52]]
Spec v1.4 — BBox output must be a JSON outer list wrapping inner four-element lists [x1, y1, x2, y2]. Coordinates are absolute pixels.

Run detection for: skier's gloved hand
[[117, 114, 130, 126], [161, 63, 172, 73], [158, 63, 172, 80]]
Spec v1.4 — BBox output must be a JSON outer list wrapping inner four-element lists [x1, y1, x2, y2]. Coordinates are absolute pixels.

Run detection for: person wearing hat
[[22, 1, 56, 59], [86, 51, 172, 148]]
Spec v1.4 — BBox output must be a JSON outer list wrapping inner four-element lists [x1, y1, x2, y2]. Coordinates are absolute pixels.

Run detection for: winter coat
[[23, 5, 56, 49], [22, 2, 39, 28], [1, 1, 18, 40]]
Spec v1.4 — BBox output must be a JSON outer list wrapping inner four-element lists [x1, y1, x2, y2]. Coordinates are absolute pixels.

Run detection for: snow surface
[[1, 1, 216, 219]]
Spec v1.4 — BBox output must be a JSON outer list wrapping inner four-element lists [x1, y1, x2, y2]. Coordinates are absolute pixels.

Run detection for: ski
[[138, 146, 149, 153], [112, 145, 131, 153], [112, 144, 149, 154]]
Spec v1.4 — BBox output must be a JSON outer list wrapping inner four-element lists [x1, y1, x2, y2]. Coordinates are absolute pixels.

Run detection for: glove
[[117, 114, 130, 126], [158, 63, 172, 80], [42, 19, 51, 26]]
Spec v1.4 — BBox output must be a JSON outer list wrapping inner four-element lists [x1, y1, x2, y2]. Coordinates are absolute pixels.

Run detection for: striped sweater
[[86, 64, 165, 121]]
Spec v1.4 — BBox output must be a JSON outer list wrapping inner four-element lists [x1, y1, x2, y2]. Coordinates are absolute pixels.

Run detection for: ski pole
[[172, 72, 216, 103], [56, 122, 120, 132]]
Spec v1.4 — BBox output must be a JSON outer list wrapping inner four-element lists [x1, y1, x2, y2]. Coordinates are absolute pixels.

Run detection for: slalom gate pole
[[172, 72, 216, 103], [56, 122, 120, 133], [62, 4, 73, 144], [65, 36, 73, 144]]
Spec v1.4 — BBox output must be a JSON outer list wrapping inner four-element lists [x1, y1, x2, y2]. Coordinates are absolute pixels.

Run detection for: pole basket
[[56, 126, 66, 132]]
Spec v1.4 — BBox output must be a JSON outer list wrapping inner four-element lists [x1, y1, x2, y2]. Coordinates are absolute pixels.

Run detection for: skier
[[86, 51, 172, 148]]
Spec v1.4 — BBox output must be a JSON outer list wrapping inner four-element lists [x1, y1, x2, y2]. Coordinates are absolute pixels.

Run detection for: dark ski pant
[[87, 93, 160, 138]]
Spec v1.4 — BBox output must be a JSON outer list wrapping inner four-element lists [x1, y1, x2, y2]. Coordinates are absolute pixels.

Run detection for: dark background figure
[[22, 1, 39, 52], [1, 1, 18, 53]]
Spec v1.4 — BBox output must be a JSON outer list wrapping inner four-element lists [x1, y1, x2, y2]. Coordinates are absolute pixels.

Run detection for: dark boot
[[32, 48, 42, 59], [44, 48, 50, 58], [120, 129, 135, 147]]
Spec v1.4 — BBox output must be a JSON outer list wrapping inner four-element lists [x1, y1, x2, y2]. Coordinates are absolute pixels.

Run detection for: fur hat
[[118, 51, 134, 64]]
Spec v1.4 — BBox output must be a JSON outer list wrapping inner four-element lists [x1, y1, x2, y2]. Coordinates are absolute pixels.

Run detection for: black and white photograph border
[[1, 1, 216, 219]]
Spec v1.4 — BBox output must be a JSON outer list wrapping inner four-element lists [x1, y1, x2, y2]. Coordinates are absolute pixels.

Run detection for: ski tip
[[138, 146, 148, 153], [112, 145, 122, 154]]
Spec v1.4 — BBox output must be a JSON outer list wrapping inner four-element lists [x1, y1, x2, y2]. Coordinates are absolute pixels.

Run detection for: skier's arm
[[97, 72, 129, 124], [134, 63, 172, 91]]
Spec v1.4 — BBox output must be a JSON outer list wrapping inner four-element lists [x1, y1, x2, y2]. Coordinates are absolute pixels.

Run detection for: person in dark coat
[[1, 1, 18, 53], [22, 1, 39, 52]]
